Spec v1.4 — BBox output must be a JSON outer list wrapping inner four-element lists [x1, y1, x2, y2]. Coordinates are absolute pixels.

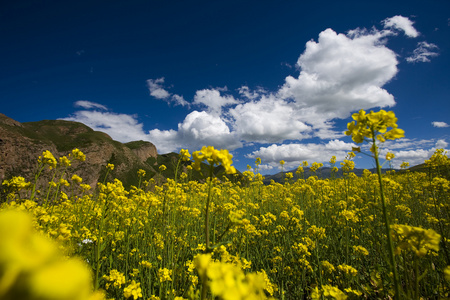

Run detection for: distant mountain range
[[1, 113, 437, 190], [261, 166, 393, 184]]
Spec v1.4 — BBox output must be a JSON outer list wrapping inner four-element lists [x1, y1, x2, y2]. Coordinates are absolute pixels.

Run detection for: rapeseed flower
[[180, 148, 191, 161], [123, 280, 142, 299], [345, 109, 404, 148], [0, 209, 104, 300], [192, 146, 236, 174], [38, 150, 57, 169], [391, 224, 441, 257]]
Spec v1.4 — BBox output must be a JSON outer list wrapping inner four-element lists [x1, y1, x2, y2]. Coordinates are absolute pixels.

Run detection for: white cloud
[[379, 139, 448, 168], [229, 95, 311, 143], [147, 77, 189, 106], [145, 128, 178, 154], [280, 28, 398, 112], [432, 121, 449, 128], [407, 42, 439, 63], [74, 100, 107, 110], [382, 15, 419, 38], [276, 27, 398, 137], [193, 88, 239, 115], [177, 110, 242, 149], [435, 139, 448, 148], [147, 78, 170, 99], [62, 110, 148, 142], [148, 110, 242, 153], [378, 138, 434, 150], [247, 140, 356, 170]]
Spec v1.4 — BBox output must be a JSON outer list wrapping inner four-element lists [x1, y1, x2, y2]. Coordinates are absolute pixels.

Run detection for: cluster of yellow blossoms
[[195, 254, 273, 300], [192, 146, 236, 174], [345, 109, 405, 147], [0, 209, 104, 300]]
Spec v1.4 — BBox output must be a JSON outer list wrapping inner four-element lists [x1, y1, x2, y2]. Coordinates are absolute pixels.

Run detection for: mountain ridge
[[0, 113, 159, 188]]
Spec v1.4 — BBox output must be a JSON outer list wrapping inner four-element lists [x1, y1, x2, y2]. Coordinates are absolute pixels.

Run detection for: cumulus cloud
[[382, 15, 420, 38], [407, 42, 439, 63], [147, 77, 189, 106], [147, 78, 170, 99], [435, 139, 448, 148], [148, 110, 242, 153], [74, 100, 107, 110], [229, 95, 311, 143], [247, 140, 356, 170], [275, 27, 398, 140], [193, 88, 239, 115], [432, 121, 449, 128], [378, 139, 448, 168], [279, 28, 397, 115], [62, 110, 148, 142], [63, 104, 242, 154]]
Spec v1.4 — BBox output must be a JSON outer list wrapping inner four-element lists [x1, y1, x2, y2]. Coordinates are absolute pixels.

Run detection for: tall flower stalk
[[346, 109, 405, 299], [191, 146, 236, 299]]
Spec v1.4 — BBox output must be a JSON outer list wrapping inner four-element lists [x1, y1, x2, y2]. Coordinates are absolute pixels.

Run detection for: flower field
[[1, 110, 449, 300]]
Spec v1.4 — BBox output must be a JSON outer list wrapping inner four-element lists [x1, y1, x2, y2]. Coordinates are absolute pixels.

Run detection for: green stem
[[372, 133, 401, 299], [205, 164, 214, 250]]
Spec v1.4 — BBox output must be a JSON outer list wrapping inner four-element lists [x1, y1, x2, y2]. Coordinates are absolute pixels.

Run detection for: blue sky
[[1, 0, 449, 174]]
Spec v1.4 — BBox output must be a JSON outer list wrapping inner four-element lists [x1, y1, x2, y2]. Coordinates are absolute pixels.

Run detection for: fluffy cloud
[[278, 28, 397, 121], [63, 106, 242, 154], [382, 15, 419, 38], [147, 78, 170, 99], [407, 42, 439, 63], [176, 110, 242, 150], [147, 77, 189, 106], [193, 88, 240, 115], [62, 110, 148, 142], [432, 121, 449, 128], [229, 95, 311, 143], [147, 110, 242, 153], [247, 140, 356, 170], [74, 100, 107, 110]]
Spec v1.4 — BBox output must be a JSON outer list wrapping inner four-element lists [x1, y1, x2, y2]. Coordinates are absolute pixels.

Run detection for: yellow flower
[[353, 245, 369, 256], [180, 149, 191, 161], [192, 146, 236, 174], [329, 156, 337, 164], [2, 176, 32, 191], [38, 150, 57, 169], [106, 163, 114, 171], [345, 109, 404, 149], [71, 148, 86, 162], [158, 268, 172, 282], [159, 165, 167, 172], [123, 280, 142, 299], [385, 152, 395, 161], [0, 209, 104, 300], [391, 224, 441, 257], [321, 261, 335, 273], [312, 285, 347, 300], [337, 264, 358, 276], [444, 266, 450, 282], [71, 174, 83, 184], [103, 269, 126, 289], [59, 156, 71, 167]]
